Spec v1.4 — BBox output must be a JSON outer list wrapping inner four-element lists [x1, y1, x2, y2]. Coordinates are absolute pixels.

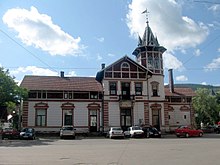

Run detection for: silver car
[[106, 127, 124, 139], [60, 126, 76, 139]]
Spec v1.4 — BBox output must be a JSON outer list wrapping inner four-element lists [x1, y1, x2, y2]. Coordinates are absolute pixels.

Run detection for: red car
[[1, 128, 20, 140], [175, 126, 203, 138]]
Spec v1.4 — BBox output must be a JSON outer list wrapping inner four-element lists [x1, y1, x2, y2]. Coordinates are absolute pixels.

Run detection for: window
[[121, 62, 130, 71], [148, 53, 153, 68], [29, 91, 37, 98], [90, 92, 98, 99], [73, 92, 89, 99], [154, 54, 160, 69], [47, 91, 63, 99], [151, 81, 159, 96], [109, 82, 117, 95], [135, 82, 142, 95], [36, 109, 46, 126], [184, 115, 187, 119]]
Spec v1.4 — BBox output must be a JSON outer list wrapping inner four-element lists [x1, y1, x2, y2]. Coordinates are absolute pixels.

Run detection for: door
[[89, 110, 97, 132], [152, 109, 160, 131], [121, 109, 132, 131], [63, 110, 73, 126]]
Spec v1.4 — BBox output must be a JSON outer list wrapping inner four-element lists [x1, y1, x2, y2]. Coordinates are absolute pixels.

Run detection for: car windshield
[[63, 127, 73, 130], [21, 128, 33, 132], [132, 126, 141, 130], [112, 127, 122, 131]]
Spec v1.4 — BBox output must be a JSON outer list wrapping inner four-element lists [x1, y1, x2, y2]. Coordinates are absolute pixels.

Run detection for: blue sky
[[0, 0, 220, 86]]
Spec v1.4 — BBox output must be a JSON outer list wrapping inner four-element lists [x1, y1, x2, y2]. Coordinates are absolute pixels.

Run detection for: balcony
[[119, 95, 135, 108]]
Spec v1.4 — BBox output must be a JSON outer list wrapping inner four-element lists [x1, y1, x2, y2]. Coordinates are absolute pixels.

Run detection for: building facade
[[20, 75, 103, 133], [20, 19, 195, 133]]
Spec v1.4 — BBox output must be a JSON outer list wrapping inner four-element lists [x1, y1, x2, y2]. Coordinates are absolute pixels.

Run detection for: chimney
[[101, 63, 105, 69], [60, 71, 64, 78], [168, 69, 174, 93]]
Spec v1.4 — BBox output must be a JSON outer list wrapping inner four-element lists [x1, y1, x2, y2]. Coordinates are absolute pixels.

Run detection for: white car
[[124, 126, 144, 138], [106, 127, 124, 139], [60, 126, 76, 139]]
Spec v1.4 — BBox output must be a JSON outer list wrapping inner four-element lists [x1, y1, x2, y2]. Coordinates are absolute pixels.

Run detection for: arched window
[[121, 62, 130, 71], [121, 62, 130, 78]]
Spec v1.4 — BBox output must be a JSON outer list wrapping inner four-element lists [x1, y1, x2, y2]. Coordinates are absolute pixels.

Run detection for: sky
[[0, 0, 220, 86]]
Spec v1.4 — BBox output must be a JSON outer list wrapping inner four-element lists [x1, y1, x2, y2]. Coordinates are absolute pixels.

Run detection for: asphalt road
[[0, 133, 220, 165]]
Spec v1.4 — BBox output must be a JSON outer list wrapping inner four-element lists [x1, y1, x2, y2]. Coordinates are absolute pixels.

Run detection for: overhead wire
[[0, 29, 58, 73]]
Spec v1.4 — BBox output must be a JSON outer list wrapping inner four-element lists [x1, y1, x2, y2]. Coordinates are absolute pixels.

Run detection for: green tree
[[193, 88, 219, 126], [0, 67, 28, 109]]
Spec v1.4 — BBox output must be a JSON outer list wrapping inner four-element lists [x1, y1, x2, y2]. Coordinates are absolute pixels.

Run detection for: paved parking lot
[[0, 133, 220, 165]]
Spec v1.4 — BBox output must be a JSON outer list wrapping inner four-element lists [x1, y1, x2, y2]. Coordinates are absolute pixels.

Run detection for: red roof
[[20, 76, 103, 92], [164, 87, 195, 97]]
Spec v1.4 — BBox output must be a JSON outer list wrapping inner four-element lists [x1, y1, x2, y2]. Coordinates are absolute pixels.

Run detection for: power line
[[0, 29, 57, 73], [4, 66, 100, 70], [183, 34, 220, 65]]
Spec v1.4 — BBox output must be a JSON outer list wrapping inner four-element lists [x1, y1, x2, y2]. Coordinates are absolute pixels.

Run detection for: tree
[[193, 88, 219, 126], [0, 67, 28, 114]]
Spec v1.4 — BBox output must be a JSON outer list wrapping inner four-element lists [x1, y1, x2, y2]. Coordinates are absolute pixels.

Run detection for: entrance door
[[89, 110, 97, 132], [121, 109, 132, 131], [152, 109, 160, 130], [63, 110, 73, 126], [121, 82, 130, 100]]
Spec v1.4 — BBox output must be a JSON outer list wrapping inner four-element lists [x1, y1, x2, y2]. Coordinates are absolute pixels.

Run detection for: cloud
[[97, 54, 103, 61], [3, 6, 84, 56], [204, 57, 220, 71], [163, 52, 183, 70], [96, 37, 104, 42], [209, 4, 220, 12], [10, 66, 58, 76], [108, 53, 115, 57], [66, 71, 77, 77], [201, 82, 207, 85], [194, 49, 201, 56], [126, 0, 209, 51], [176, 75, 188, 81]]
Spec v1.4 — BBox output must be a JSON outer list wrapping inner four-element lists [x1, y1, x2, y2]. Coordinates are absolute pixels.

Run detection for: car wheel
[[176, 135, 180, 138], [199, 132, 203, 137], [185, 133, 189, 138], [72, 136, 76, 139], [60, 136, 63, 139]]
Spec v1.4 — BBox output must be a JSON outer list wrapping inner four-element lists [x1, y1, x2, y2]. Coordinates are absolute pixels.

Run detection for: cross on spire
[[142, 9, 149, 24]]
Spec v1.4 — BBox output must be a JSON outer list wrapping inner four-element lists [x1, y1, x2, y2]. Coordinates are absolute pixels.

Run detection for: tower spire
[[142, 8, 149, 24]]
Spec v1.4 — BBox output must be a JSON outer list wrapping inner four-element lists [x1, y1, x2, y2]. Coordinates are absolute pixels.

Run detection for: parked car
[[124, 126, 144, 138], [20, 128, 36, 140], [106, 127, 124, 139], [175, 126, 203, 138], [60, 126, 76, 139], [214, 125, 220, 134], [1, 128, 20, 140], [142, 126, 161, 138]]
